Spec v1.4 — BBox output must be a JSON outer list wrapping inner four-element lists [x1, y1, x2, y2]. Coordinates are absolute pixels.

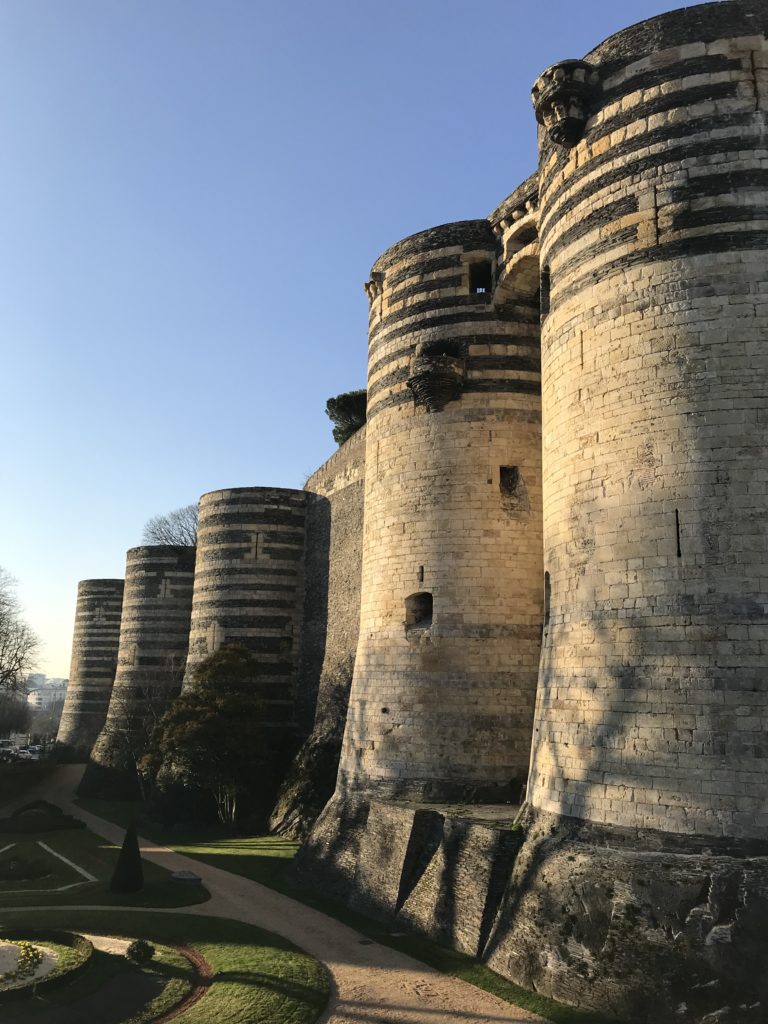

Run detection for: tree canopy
[[0, 569, 39, 693], [149, 645, 270, 827], [325, 389, 366, 446], [141, 504, 198, 546]]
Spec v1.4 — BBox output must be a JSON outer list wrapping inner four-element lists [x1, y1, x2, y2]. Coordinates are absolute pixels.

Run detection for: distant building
[[26, 679, 68, 709]]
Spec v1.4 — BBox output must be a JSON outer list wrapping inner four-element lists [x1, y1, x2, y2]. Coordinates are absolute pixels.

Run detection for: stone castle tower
[[183, 487, 307, 730], [79, 545, 196, 797], [338, 216, 543, 802], [527, 0, 768, 842], [56, 579, 124, 761], [56, 2, 768, 1020]]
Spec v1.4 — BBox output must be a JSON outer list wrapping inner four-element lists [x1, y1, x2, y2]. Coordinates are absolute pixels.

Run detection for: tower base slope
[[293, 801, 768, 1023]]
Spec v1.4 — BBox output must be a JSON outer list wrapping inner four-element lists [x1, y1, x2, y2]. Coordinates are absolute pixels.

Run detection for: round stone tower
[[79, 545, 196, 797], [56, 579, 124, 761], [486, 3, 768, 1019], [528, 0, 768, 841], [338, 215, 543, 801], [183, 487, 307, 731]]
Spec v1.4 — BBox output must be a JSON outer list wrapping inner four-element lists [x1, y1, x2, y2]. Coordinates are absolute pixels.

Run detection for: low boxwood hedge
[[0, 928, 93, 1001]]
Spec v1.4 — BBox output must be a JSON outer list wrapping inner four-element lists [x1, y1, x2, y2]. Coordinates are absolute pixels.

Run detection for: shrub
[[126, 939, 155, 964], [109, 822, 144, 894]]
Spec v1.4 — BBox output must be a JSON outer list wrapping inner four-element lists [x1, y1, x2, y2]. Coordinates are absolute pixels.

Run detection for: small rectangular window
[[405, 592, 433, 632], [500, 465, 530, 515], [540, 265, 551, 316], [469, 261, 492, 294]]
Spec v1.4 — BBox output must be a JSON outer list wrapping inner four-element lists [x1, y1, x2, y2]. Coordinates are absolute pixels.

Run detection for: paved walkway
[[5, 767, 546, 1024]]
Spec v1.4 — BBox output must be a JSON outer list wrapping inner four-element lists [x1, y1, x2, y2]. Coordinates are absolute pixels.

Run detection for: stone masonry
[[79, 545, 196, 798], [270, 427, 366, 838], [59, 3, 768, 1020], [338, 217, 543, 802], [297, 4, 768, 1022], [183, 487, 307, 731], [56, 579, 124, 762]]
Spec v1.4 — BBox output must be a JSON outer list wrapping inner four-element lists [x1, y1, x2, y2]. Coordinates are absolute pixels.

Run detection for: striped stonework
[[337, 216, 544, 801], [56, 579, 124, 761], [81, 545, 196, 795], [528, 0, 768, 841], [183, 487, 307, 731]]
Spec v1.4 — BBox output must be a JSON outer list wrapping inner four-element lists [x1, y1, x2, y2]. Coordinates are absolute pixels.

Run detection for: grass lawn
[[0, 817, 209, 909], [1, 909, 329, 1024], [0, 938, 194, 1024], [77, 797, 612, 1024]]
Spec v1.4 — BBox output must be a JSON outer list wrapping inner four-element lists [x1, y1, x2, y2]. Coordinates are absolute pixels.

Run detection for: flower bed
[[0, 940, 51, 990], [0, 929, 93, 1001]]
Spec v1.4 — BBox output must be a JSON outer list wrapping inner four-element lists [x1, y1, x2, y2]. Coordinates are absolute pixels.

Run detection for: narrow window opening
[[469, 260, 492, 294], [500, 465, 530, 515], [540, 265, 551, 317], [419, 337, 465, 360], [675, 509, 682, 558], [544, 572, 551, 629], [418, 565, 424, 584], [405, 591, 433, 631], [514, 225, 538, 247]]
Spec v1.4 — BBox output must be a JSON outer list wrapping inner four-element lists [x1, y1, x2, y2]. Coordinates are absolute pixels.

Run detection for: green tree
[[149, 645, 270, 828], [325, 389, 366, 446]]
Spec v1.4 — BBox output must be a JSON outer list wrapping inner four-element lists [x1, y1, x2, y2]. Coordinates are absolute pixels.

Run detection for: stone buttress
[[78, 545, 196, 797], [56, 579, 124, 761]]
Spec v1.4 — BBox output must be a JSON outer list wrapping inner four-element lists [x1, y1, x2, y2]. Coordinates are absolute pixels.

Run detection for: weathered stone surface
[[183, 487, 307, 731], [78, 545, 196, 799], [338, 217, 544, 802], [296, 5, 768, 1022], [530, 0, 768, 841], [531, 60, 601, 147], [485, 809, 768, 1024], [56, 579, 124, 762], [296, 801, 768, 1023], [270, 428, 365, 838]]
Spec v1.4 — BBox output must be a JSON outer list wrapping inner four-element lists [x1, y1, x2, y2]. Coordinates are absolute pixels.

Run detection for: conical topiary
[[109, 821, 144, 893]]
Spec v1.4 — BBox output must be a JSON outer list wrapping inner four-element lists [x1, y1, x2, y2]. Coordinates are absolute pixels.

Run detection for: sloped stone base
[[294, 800, 768, 1023]]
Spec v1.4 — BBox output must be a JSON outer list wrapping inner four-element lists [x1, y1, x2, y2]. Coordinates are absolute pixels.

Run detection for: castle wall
[[56, 579, 124, 761], [270, 427, 366, 837], [184, 487, 307, 731], [295, 797, 522, 957], [528, 0, 768, 839], [295, 426, 366, 736], [79, 545, 196, 797], [338, 218, 543, 801]]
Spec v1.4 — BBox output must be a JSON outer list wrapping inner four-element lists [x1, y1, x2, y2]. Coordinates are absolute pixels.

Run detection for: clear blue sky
[[1, 0, 687, 676]]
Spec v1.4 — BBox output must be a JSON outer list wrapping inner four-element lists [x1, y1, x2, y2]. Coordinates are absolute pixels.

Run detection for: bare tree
[[0, 691, 31, 736], [141, 504, 198, 547], [0, 568, 40, 693]]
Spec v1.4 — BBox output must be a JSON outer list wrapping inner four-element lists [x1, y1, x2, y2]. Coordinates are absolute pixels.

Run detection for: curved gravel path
[[5, 767, 547, 1024]]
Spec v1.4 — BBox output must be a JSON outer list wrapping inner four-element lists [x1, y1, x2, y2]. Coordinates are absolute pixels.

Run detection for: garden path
[[6, 766, 547, 1024]]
